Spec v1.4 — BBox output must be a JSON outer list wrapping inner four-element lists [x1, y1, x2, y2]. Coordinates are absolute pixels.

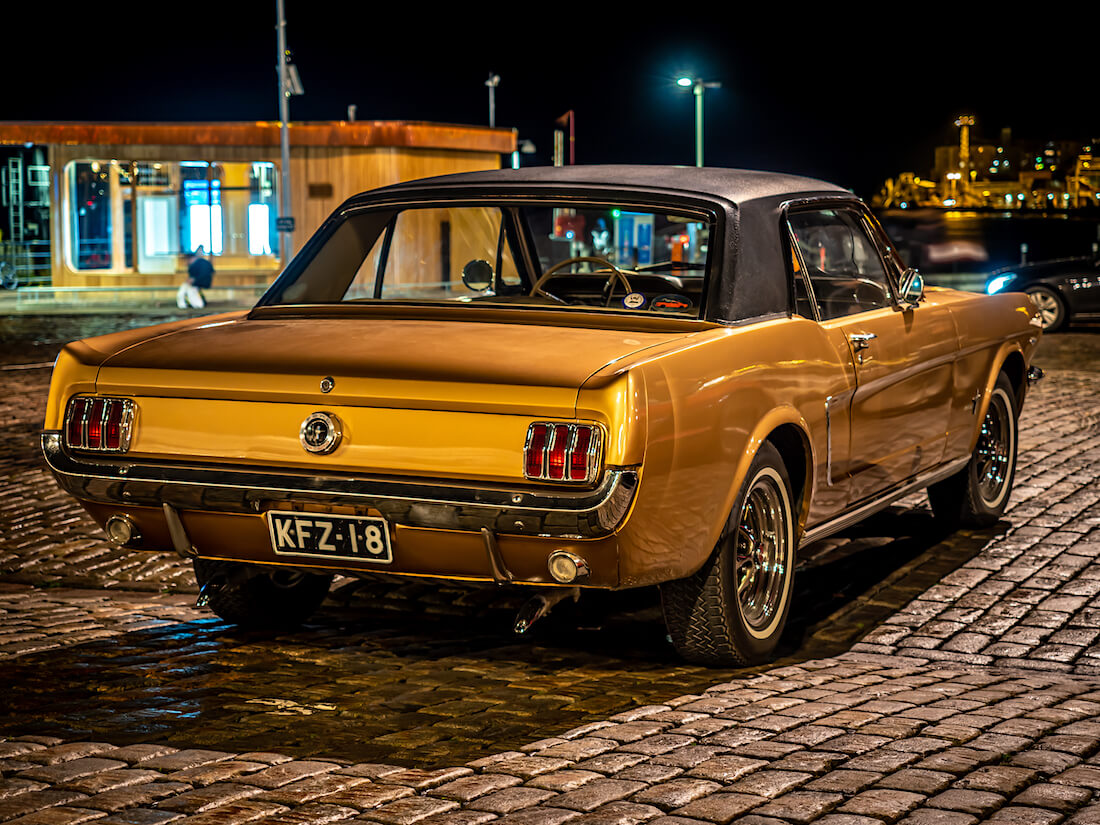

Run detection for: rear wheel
[[1025, 286, 1067, 332], [192, 559, 333, 628], [660, 443, 796, 666], [928, 372, 1018, 528]]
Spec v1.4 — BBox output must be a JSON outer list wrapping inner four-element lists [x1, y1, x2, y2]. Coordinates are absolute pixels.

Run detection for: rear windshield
[[263, 202, 713, 317]]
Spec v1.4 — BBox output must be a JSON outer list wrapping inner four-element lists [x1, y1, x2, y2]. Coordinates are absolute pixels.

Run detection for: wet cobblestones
[[2, 314, 1100, 824], [7, 660, 1100, 825]]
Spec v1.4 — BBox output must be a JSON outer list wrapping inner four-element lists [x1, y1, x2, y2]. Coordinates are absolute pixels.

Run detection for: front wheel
[[928, 373, 1018, 528], [660, 443, 796, 666], [192, 559, 333, 628]]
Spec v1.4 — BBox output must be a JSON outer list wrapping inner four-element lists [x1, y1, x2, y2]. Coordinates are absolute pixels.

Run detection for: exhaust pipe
[[514, 588, 579, 634]]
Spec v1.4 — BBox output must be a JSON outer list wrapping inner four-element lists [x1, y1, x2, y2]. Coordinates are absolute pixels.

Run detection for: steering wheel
[[852, 277, 889, 309], [530, 256, 633, 306]]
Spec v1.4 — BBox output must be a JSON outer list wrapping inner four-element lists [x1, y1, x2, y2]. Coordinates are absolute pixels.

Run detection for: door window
[[788, 208, 894, 320]]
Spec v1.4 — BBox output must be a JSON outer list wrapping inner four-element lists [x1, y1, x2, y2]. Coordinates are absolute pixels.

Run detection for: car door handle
[[849, 333, 877, 350]]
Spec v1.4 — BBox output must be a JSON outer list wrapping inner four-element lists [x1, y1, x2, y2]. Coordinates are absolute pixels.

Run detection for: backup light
[[524, 423, 603, 483], [548, 550, 590, 583], [105, 515, 141, 546], [64, 396, 135, 452]]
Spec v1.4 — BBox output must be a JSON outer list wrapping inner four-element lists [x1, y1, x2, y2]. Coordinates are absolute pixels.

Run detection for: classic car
[[42, 166, 1044, 666], [987, 254, 1100, 332]]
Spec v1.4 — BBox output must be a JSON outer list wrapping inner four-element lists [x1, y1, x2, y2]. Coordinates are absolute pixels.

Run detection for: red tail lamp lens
[[64, 397, 133, 452], [67, 398, 88, 447], [547, 424, 570, 480], [524, 422, 601, 482], [105, 402, 124, 450], [525, 424, 547, 478], [569, 427, 592, 480], [86, 398, 105, 449]]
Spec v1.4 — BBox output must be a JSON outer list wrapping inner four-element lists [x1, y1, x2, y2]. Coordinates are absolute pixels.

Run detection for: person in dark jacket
[[178, 246, 215, 308]]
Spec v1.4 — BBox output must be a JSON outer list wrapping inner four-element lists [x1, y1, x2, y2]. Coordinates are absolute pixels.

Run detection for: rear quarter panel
[[581, 315, 854, 587]]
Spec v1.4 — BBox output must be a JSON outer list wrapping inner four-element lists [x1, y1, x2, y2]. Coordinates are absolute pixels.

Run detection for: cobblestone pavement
[[2, 314, 1100, 824]]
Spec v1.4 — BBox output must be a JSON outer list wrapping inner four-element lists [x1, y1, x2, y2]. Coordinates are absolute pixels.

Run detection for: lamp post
[[275, 0, 304, 262], [485, 73, 500, 128], [677, 76, 721, 167]]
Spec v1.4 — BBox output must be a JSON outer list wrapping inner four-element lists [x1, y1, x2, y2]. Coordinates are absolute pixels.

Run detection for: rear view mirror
[[462, 260, 494, 291], [899, 268, 924, 309]]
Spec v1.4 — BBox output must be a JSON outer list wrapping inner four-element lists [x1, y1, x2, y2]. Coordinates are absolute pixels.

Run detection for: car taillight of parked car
[[64, 397, 135, 452], [524, 423, 602, 483]]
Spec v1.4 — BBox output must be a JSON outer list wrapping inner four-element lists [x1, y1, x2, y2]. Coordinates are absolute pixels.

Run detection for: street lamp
[[677, 76, 721, 167], [485, 73, 500, 128]]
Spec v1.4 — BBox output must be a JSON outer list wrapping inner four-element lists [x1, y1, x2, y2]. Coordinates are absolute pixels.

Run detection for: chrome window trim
[[781, 200, 900, 319], [259, 195, 719, 320]]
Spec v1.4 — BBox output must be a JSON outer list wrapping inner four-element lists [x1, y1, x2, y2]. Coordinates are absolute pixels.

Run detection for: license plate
[[266, 510, 393, 564]]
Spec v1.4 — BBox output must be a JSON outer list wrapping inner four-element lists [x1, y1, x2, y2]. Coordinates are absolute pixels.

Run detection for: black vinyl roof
[[371, 164, 850, 207], [338, 165, 859, 324]]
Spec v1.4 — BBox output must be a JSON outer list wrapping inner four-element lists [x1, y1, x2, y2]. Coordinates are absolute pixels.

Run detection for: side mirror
[[898, 268, 924, 309], [461, 259, 494, 292]]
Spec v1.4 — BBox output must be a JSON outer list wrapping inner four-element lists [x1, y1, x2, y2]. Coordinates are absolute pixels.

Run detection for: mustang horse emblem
[[299, 412, 342, 455]]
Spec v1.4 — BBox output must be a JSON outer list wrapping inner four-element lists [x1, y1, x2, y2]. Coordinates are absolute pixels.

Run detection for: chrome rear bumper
[[41, 432, 638, 539]]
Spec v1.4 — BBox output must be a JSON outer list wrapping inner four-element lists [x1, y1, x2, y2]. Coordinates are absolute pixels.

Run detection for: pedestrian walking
[[178, 246, 214, 309]]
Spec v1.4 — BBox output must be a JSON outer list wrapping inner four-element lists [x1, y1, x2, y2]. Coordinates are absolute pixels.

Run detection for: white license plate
[[266, 510, 393, 564]]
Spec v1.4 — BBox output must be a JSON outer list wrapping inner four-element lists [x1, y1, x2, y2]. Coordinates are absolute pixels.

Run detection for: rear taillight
[[524, 423, 602, 483], [63, 396, 135, 452]]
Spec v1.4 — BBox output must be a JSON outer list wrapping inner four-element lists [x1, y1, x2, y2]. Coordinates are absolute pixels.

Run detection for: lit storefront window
[[65, 159, 278, 273], [69, 162, 112, 270]]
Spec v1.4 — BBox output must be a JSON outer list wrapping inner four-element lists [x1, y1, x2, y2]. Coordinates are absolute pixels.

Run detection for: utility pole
[[677, 77, 720, 167], [275, 0, 304, 262], [485, 73, 500, 129], [554, 111, 575, 166]]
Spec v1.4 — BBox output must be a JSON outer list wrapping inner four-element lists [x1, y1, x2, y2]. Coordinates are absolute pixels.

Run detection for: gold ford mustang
[[42, 166, 1043, 665]]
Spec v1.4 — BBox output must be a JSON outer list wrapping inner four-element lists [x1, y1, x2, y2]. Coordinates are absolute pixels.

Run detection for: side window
[[788, 208, 894, 320]]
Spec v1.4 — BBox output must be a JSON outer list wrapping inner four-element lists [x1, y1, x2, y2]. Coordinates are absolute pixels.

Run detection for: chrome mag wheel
[[734, 471, 789, 634], [976, 388, 1013, 508], [927, 373, 1019, 528], [659, 443, 796, 665]]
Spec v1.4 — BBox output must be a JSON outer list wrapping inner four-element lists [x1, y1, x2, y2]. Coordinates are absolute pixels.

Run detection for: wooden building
[[0, 121, 513, 292]]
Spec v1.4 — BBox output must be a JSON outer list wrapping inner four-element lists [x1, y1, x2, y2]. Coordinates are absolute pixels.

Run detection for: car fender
[[720, 405, 816, 545], [968, 339, 1031, 453]]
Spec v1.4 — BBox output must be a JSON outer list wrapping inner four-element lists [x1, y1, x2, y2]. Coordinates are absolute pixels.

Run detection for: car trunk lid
[[91, 311, 703, 482]]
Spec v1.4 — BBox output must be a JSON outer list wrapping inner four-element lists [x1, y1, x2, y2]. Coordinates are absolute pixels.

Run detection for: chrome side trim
[[41, 432, 638, 539], [800, 455, 969, 547]]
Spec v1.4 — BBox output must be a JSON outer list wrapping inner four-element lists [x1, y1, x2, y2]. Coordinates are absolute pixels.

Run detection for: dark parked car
[[987, 255, 1100, 331]]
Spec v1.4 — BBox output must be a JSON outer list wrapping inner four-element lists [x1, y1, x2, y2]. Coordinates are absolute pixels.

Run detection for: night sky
[[4, 6, 1095, 201]]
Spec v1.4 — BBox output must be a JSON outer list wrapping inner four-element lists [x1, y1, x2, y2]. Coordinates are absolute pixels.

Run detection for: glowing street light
[[677, 76, 721, 167]]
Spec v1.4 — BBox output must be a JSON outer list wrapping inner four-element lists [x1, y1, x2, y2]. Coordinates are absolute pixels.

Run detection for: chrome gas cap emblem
[[300, 411, 342, 454]]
